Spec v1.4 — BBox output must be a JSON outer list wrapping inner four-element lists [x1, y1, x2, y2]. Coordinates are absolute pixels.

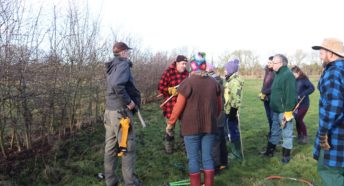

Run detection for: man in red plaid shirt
[[158, 55, 189, 154]]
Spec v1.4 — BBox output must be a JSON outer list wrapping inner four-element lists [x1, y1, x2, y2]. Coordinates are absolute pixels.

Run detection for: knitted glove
[[168, 87, 178, 96], [284, 111, 293, 122], [165, 124, 175, 137], [319, 135, 331, 150], [258, 93, 266, 101]]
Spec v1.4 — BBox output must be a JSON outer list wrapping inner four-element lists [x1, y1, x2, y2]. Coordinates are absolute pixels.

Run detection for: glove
[[165, 124, 175, 136], [168, 87, 178, 96], [284, 111, 293, 122], [258, 93, 266, 101], [319, 135, 331, 150]]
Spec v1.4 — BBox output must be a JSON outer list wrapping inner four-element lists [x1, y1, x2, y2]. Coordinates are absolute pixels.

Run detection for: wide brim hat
[[312, 38, 344, 58]]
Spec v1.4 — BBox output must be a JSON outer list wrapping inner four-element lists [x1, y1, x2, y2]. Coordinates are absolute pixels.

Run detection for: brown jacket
[[168, 74, 221, 136]]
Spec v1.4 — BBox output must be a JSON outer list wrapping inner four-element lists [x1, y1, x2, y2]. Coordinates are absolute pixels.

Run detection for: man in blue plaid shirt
[[312, 38, 344, 185]]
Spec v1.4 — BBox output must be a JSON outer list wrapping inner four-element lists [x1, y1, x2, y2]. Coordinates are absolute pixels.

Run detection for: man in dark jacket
[[104, 42, 142, 186], [262, 54, 297, 164], [259, 56, 275, 138]]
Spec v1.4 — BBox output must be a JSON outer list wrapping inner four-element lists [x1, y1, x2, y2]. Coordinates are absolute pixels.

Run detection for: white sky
[[33, 0, 344, 62]]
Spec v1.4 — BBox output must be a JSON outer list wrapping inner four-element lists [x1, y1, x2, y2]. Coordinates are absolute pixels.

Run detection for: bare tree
[[289, 49, 307, 67]]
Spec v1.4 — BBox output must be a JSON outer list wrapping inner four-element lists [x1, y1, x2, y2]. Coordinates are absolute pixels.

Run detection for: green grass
[[13, 78, 322, 186]]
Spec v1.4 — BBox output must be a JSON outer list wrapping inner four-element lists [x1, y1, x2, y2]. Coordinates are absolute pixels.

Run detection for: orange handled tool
[[117, 110, 130, 157]]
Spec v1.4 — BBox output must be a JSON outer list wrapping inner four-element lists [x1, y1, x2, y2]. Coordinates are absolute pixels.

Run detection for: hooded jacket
[[105, 56, 141, 111]]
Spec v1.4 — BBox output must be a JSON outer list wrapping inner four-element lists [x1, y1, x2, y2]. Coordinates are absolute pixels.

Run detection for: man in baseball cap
[[113, 42, 132, 56], [104, 40, 142, 186], [158, 55, 189, 154]]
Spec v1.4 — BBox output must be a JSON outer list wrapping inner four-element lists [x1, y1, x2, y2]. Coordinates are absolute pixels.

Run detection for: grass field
[[12, 78, 322, 186]]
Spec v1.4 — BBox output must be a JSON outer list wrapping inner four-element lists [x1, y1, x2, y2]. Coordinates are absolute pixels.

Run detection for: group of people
[[103, 37, 344, 186], [160, 53, 244, 185], [259, 54, 315, 164]]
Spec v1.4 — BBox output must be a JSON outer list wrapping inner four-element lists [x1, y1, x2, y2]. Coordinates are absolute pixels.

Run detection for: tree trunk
[[95, 86, 100, 123], [10, 128, 15, 149], [16, 130, 21, 152], [0, 129, 7, 159], [69, 78, 81, 134], [22, 96, 32, 150]]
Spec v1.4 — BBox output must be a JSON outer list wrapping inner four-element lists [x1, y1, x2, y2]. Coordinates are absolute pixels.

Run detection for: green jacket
[[224, 72, 244, 114], [270, 66, 297, 113]]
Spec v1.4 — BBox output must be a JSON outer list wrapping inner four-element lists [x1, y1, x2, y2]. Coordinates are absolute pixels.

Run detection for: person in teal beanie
[[166, 52, 222, 186]]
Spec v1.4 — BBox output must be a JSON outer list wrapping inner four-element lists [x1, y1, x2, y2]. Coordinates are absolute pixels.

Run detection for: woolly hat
[[225, 59, 239, 76], [190, 52, 207, 72]]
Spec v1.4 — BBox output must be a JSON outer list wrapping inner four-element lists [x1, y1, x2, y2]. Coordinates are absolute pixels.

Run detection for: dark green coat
[[270, 66, 297, 113]]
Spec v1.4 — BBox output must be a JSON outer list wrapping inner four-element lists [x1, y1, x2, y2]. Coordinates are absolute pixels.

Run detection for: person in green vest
[[223, 59, 244, 160]]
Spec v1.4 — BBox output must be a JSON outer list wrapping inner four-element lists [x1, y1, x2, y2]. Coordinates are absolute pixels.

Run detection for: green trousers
[[318, 150, 344, 186]]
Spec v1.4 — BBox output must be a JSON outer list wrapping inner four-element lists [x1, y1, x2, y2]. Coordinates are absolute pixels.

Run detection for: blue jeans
[[269, 112, 293, 149], [184, 134, 215, 173]]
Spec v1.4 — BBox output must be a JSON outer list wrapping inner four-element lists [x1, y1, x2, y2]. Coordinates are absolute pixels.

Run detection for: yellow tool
[[117, 110, 130, 157], [281, 96, 305, 128]]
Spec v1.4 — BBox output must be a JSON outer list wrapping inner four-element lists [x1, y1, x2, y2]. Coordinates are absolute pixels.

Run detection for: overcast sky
[[35, 0, 344, 62]]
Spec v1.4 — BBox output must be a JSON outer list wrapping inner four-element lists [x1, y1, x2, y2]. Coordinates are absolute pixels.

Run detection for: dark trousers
[[295, 106, 309, 137], [263, 100, 273, 137], [212, 126, 228, 168], [226, 108, 240, 142]]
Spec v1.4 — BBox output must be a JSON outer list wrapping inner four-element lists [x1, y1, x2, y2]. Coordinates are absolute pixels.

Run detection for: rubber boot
[[228, 143, 235, 159], [203, 170, 214, 186], [281, 147, 291, 163], [229, 141, 243, 160], [233, 140, 243, 160], [189, 172, 201, 186], [261, 142, 276, 157]]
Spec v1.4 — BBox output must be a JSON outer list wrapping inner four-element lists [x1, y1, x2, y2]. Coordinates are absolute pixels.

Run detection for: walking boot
[[301, 136, 309, 144], [260, 142, 276, 157], [203, 170, 215, 186], [297, 135, 303, 144], [189, 172, 201, 186], [281, 147, 291, 163]]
